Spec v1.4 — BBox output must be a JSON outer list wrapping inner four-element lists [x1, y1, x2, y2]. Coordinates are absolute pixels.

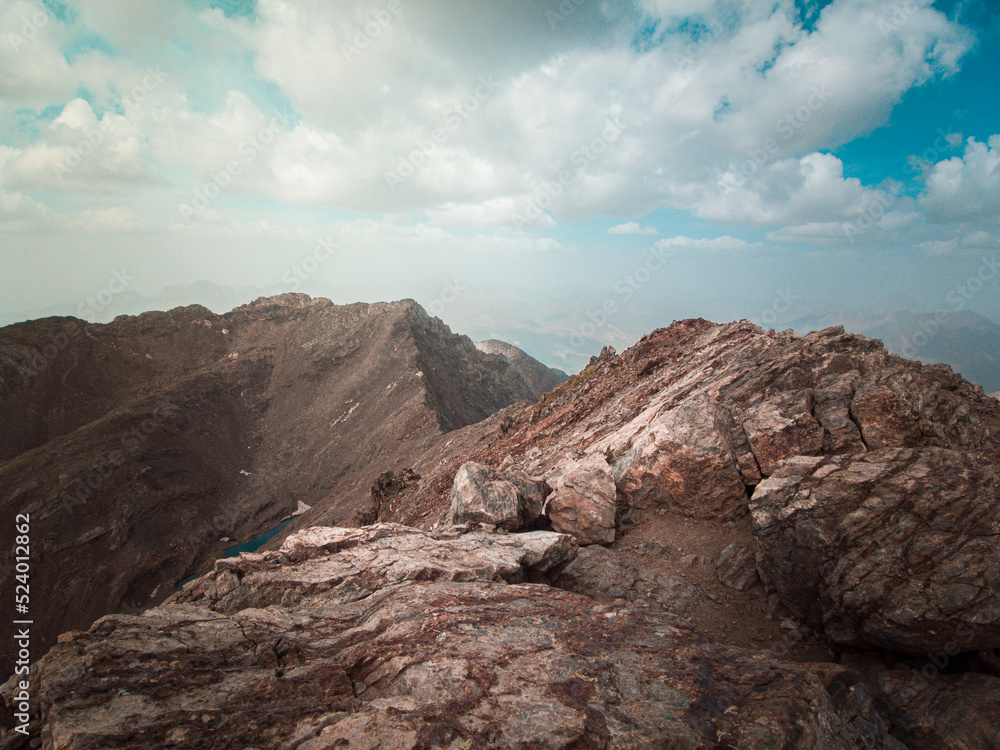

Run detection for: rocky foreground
[[3, 317, 1000, 748]]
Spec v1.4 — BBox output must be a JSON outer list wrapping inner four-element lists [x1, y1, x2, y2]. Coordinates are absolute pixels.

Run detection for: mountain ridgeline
[[0, 295, 559, 669]]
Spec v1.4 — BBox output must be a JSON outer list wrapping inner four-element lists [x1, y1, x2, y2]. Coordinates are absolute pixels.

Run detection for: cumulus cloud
[[0, 0, 989, 257], [919, 135, 1000, 224], [608, 222, 658, 236], [0, 99, 155, 193]]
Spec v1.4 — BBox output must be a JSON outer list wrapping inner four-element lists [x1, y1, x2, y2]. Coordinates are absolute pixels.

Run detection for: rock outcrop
[[847, 656, 1000, 750], [552, 544, 701, 612], [751, 448, 1000, 653], [716, 544, 760, 592], [0, 296, 539, 669], [544, 454, 618, 544], [6, 525, 906, 749]]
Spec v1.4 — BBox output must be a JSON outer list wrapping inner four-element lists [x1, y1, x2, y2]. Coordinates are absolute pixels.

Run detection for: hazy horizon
[[2, 0, 998, 373]]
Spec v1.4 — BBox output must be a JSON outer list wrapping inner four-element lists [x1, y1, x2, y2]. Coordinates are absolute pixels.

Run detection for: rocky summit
[[2, 310, 999, 749]]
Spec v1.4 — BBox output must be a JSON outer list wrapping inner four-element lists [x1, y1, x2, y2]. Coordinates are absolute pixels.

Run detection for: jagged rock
[[544, 454, 617, 545], [751, 448, 1000, 653], [6, 524, 905, 749], [604, 395, 752, 520], [742, 391, 826, 476], [446, 462, 547, 530], [181, 524, 579, 614], [716, 543, 759, 591], [553, 545, 701, 612], [811, 372, 868, 454], [850, 658, 1000, 750], [356, 468, 422, 526], [806, 664, 908, 750]]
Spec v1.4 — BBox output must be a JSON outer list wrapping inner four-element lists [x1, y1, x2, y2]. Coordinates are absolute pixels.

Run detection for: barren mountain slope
[[0, 295, 537, 668]]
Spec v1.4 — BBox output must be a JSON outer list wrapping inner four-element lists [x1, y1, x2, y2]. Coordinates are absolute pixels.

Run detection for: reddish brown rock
[[605, 395, 752, 520], [716, 544, 760, 592], [742, 391, 826, 475], [848, 656, 1000, 750], [1, 525, 905, 749], [544, 454, 617, 545], [751, 448, 1000, 653], [446, 461, 548, 530]]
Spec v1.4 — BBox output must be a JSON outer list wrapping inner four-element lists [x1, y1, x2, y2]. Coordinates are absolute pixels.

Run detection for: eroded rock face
[[0, 296, 542, 670], [850, 659, 1000, 750], [7, 525, 905, 750], [751, 448, 1000, 653], [606, 395, 753, 521], [544, 454, 617, 545], [447, 462, 547, 530]]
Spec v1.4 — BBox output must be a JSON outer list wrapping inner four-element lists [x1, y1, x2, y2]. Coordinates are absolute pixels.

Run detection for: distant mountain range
[[788, 309, 1000, 393]]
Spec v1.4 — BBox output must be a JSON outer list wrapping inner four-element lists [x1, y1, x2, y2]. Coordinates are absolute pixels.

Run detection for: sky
[[0, 0, 998, 370]]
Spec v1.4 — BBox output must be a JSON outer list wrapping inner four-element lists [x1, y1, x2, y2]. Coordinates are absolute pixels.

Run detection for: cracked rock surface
[[8, 524, 906, 750], [751, 448, 1000, 653]]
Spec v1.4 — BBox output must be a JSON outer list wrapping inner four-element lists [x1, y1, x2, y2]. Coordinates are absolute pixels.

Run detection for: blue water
[[224, 517, 294, 558]]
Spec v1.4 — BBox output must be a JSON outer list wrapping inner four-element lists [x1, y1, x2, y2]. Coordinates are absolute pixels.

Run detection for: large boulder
[[741, 391, 825, 476], [447, 461, 548, 530], [8, 524, 906, 749], [544, 454, 617, 544], [751, 448, 1000, 653], [606, 395, 753, 520]]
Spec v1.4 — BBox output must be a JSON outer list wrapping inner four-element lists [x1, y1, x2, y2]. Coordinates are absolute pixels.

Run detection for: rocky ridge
[[8, 524, 906, 749], [473, 339, 568, 399], [0, 295, 542, 669], [3, 315, 1000, 748]]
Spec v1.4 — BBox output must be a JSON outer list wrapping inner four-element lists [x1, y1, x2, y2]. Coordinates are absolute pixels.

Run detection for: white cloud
[[0, 0, 989, 257], [652, 235, 749, 254], [919, 135, 1000, 224], [0, 1, 76, 111], [608, 221, 659, 236], [0, 99, 155, 193]]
